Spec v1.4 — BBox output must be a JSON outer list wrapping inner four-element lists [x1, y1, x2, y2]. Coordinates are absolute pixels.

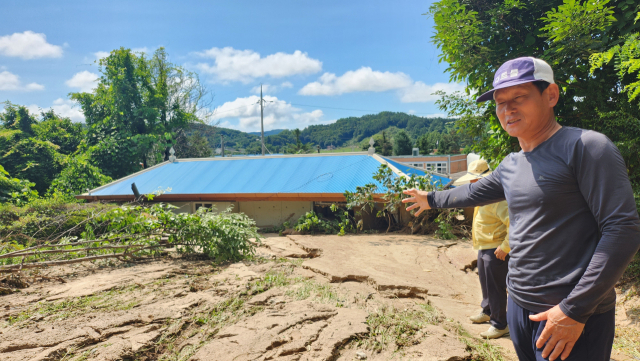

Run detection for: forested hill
[[189, 112, 457, 152], [299, 112, 453, 148]]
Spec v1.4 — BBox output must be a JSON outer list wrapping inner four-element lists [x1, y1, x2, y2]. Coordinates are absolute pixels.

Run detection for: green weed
[[286, 280, 341, 305], [359, 303, 443, 352]]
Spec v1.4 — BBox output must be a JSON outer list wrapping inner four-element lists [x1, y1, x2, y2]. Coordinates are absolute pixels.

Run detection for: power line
[[210, 101, 448, 119]]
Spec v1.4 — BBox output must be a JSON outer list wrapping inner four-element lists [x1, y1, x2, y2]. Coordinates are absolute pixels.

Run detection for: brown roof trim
[[76, 193, 386, 203]]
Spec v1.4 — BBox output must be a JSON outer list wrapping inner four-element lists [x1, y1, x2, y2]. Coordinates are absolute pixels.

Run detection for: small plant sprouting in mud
[[445, 320, 505, 361], [358, 303, 443, 352], [286, 280, 343, 306]]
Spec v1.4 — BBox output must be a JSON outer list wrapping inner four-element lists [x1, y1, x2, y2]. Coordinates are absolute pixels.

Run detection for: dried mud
[[1, 234, 637, 361]]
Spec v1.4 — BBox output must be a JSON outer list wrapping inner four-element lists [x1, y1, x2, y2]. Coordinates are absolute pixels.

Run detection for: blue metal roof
[[382, 157, 451, 187], [88, 154, 451, 197]]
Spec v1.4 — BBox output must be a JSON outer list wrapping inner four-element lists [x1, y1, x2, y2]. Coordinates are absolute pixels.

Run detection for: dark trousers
[[477, 248, 509, 329], [508, 297, 615, 361]]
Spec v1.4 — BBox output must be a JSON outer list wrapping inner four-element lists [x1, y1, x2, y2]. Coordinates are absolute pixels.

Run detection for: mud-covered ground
[[1, 234, 638, 361]]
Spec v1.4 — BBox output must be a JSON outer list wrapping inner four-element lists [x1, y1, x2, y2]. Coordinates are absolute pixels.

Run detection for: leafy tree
[[286, 128, 312, 154], [429, 0, 640, 167], [47, 154, 112, 198], [72, 47, 209, 178], [0, 104, 83, 195], [393, 130, 413, 156], [1, 137, 63, 194], [174, 131, 213, 158], [437, 129, 462, 154], [32, 110, 85, 155], [0, 102, 36, 135], [590, 12, 640, 106], [379, 131, 393, 156], [417, 131, 441, 155], [0, 165, 38, 204]]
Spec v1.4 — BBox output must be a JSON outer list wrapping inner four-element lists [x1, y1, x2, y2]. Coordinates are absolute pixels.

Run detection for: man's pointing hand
[[402, 189, 431, 216]]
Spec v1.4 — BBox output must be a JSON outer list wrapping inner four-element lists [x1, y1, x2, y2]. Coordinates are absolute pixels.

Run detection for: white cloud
[[194, 47, 322, 83], [407, 110, 416, 115], [93, 51, 110, 60], [210, 95, 325, 132], [299, 66, 464, 103], [0, 70, 44, 91], [399, 82, 465, 103], [27, 99, 85, 123], [299, 67, 413, 96], [250, 81, 295, 94], [65, 71, 99, 92], [0, 31, 63, 59]]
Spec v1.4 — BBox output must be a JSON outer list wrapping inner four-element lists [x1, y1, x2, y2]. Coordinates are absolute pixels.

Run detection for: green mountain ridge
[[186, 111, 463, 155]]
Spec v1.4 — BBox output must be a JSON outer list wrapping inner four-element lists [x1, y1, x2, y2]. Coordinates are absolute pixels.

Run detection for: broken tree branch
[[0, 245, 163, 272]]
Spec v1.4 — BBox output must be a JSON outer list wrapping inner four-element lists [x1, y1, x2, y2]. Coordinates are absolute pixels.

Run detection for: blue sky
[[0, 0, 461, 133]]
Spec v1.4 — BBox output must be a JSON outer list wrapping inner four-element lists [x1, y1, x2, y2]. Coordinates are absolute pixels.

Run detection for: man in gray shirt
[[403, 57, 640, 361]]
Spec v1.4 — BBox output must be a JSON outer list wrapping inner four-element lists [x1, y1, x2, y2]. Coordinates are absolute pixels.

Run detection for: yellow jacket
[[472, 200, 510, 253]]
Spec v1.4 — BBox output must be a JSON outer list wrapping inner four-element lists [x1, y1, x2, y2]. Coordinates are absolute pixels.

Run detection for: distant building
[[387, 153, 467, 176], [77, 152, 450, 228]]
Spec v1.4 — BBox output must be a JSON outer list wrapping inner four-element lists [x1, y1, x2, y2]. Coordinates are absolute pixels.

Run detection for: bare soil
[[0, 234, 638, 361]]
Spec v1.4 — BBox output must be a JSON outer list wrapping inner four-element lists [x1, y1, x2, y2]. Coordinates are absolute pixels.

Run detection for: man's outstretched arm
[[402, 166, 507, 215]]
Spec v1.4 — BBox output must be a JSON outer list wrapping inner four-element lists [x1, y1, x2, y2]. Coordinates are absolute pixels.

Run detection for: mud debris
[[13, 234, 636, 360]]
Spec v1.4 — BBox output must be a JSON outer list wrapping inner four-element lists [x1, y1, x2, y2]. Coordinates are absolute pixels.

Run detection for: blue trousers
[[478, 249, 509, 329], [508, 297, 615, 361]]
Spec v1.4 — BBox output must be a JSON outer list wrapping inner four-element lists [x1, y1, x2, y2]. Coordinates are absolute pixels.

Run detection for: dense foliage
[[0, 200, 260, 268], [392, 130, 413, 156], [429, 0, 640, 209], [72, 47, 210, 177], [1, 103, 82, 195], [344, 164, 468, 237], [0, 47, 211, 202]]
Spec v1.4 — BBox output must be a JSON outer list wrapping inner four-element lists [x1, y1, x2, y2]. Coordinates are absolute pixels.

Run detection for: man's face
[[493, 82, 558, 139]]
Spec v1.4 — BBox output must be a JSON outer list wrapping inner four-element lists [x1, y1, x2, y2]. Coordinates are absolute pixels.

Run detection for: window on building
[[194, 203, 214, 212], [426, 162, 448, 173]]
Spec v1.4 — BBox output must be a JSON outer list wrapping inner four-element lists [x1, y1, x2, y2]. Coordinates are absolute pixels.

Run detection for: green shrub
[[294, 211, 341, 235], [166, 206, 260, 262], [0, 202, 260, 266], [0, 199, 115, 245]]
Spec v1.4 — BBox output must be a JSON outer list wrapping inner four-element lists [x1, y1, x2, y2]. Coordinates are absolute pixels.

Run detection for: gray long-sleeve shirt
[[427, 126, 640, 323]]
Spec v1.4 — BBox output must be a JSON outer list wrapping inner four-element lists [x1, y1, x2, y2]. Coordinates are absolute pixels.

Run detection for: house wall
[[168, 201, 239, 214], [238, 201, 313, 228], [167, 200, 310, 227]]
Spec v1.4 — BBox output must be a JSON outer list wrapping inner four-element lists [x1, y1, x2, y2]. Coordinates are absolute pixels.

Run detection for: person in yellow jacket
[[454, 159, 510, 339]]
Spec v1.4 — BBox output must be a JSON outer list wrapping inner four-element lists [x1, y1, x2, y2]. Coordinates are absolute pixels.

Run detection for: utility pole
[[221, 134, 225, 157], [260, 85, 265, 156]]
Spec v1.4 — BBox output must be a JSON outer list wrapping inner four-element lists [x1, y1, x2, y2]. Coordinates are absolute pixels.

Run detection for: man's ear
[[546, 83, 560, 108]]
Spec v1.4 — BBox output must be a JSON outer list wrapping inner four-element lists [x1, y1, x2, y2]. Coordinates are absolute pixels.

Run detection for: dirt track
[[0, 234, 637, 360]]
